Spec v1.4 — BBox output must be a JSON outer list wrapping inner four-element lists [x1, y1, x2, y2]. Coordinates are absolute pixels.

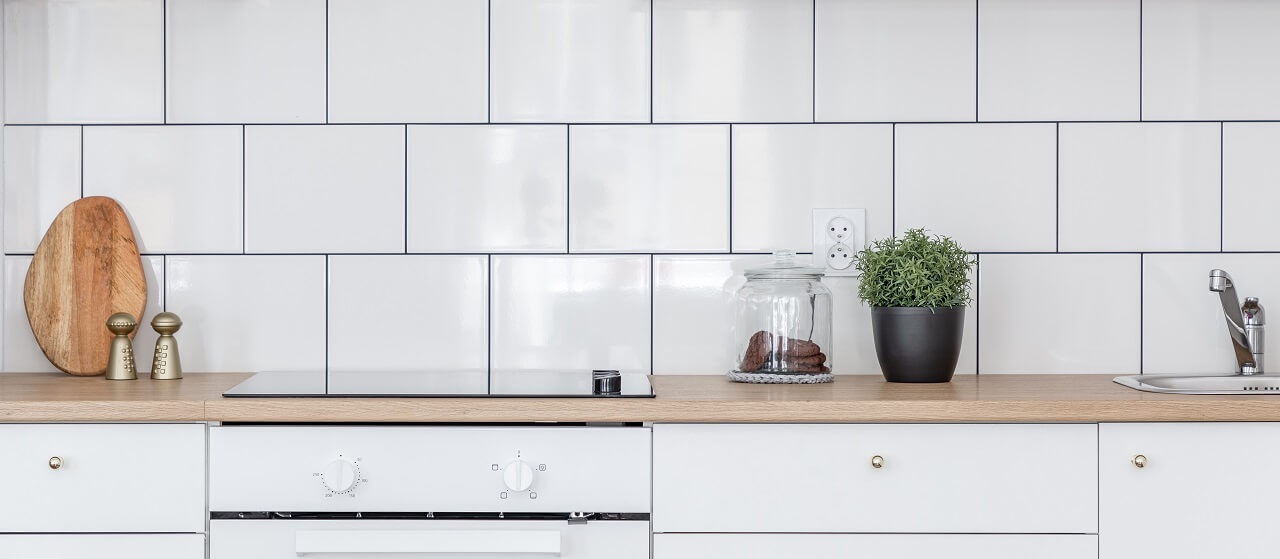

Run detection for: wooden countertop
[[1, 372, 1278, 423]]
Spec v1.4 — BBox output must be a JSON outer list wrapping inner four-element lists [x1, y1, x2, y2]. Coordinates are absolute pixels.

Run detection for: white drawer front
[[655, 534, 1097, 559], [211, 520, 648, 559], [0, 423, 205, 533], [0, 534, 204, 558], [654, 423, 1097, 533]]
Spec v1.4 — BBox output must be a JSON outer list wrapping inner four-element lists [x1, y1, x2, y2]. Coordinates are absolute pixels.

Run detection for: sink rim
[[1114, 374, 1280, 395]]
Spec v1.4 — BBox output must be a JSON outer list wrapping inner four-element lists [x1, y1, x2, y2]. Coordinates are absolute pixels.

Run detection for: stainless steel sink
[[1114, 374, 1280, 394]]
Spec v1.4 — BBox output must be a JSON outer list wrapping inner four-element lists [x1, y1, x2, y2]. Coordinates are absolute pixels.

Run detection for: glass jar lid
[[744, 250, 826, 280]]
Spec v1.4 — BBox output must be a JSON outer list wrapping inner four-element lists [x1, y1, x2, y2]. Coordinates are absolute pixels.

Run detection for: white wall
[[2, 0, 1276, 376]]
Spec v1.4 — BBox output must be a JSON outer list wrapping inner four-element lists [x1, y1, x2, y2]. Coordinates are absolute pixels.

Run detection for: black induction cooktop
[[222, 369, 656, 398]]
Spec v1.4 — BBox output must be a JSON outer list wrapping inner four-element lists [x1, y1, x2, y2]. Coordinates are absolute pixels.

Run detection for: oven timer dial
[[502, 460, 535, 492], [319, 458, 362, 494]]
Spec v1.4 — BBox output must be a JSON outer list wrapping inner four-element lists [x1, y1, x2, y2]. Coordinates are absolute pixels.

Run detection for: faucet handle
[[1244, 297, 1265, 325]]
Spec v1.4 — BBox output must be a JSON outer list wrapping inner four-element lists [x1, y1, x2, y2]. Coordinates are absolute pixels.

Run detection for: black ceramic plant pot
[[870, 306, 965, 383]]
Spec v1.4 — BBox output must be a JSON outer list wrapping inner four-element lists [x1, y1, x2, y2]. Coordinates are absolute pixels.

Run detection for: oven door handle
[[295, 529, 562, 556]]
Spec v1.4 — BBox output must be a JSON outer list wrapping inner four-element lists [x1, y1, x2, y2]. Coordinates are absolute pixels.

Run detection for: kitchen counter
[[2, 372, 1279, 423]]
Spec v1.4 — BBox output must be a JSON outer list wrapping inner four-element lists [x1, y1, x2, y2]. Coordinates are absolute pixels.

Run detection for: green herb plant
[[854, 228, 976, 308]]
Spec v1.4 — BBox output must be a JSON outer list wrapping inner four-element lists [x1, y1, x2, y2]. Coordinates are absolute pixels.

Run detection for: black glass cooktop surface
[[222, 370, 655, 398]]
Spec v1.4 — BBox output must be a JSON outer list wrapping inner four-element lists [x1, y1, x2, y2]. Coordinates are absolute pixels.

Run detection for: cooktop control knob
[[502, 460, 534, 492], [321, 459, 359, 493]]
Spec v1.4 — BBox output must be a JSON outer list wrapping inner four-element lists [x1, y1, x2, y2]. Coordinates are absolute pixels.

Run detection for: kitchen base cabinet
[[0, 534, 204, 558], [1101, 422, 1280, 559], [654, 534, 1098, 559]]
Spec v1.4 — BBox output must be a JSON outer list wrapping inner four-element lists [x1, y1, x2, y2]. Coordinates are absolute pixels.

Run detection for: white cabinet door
[[655, 534, 1097, 559], [0, 423, 205, 532], [1100, 422, 1280, 559], [654, 423, 1097, 533], [0, 534, 204, 558], [211, 520, 649, 559]]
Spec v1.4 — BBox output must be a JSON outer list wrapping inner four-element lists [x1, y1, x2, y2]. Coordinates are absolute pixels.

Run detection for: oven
[[208, 425, 650, 558]]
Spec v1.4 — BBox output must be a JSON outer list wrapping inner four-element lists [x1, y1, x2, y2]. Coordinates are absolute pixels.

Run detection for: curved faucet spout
[[1209, 269, 1260, 374]]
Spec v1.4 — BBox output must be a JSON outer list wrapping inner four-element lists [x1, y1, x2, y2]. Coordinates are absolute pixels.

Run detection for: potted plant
[[854, 228, 975, 383]]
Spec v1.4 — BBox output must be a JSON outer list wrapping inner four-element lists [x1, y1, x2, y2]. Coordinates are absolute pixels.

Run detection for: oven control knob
[[321, 459, 358, 493], [502, 460, 534, 492]]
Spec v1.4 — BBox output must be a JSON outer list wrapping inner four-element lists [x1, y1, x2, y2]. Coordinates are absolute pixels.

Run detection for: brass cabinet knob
[[871, 455, 884, 469], [1132, 454, 1147, 468], [48, 456, 63, 470]]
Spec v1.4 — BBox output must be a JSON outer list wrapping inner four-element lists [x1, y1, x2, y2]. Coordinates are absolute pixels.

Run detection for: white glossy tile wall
[[328, 0, 488, 123], [1223, 123, 1280, 252], [979, 254, 1141, 374], [978, 0, 1139, 121], [328, 255, 488, 373], [569, 125, 728, 252], [3, 126, 80, 253], [165, 255, 326, 372], [4, 0, 163, 123], [490, 255, 650, 375], [4, 0, 1277, 378], [1143, 0, 1280, 120], [83, 126, 242, 254], [1058, 123, 1220, 252], [816, 0, 976, 122], [4, 255, 164, 372], [653, 0, 812, 122], [1143, 254, 1280, 374], [245, 125, 405, 253], [491, 0, 649, 123], [895, 124, 1057, 252], [731, 124, 893, 252], [166, 0, 326, 123], [407, 125, 567, 253]]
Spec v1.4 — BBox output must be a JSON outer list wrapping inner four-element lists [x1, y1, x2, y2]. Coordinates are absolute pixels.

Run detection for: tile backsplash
[[2, 0, 1277, 377]]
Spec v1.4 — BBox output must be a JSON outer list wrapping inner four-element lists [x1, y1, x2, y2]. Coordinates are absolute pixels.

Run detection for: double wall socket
[[812, 208, 866, 277]]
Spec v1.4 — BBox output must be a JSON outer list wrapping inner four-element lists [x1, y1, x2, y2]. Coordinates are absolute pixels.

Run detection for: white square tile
[[731, 124, 893, 252], [1143, 0, 1280, 120], [894, 124, 1056, 252], [407, 125, 567, 252], [491, 0, 649, 123], [83, 126, 242, 254], [653, 0, 812, 122], [1059, 123, 1220, 252], [1223, 123, 1280, 252], [978, 0, 1139, 121], [329, 0, 487, 123], [1143, 254, 1280, 374], [4, 255, 164, 373], [652, 255, 756, 374], [491, 255, 650, 374], [245, 125, 405, 253], [569, 125, 728, 252], [166, 0, 325, 123], [3, 126, 81, 253], [816, 0, 975, 122], [328, 255, 487, 375], [4, 0, 163, 123], [978, 254, 1141, 374], [165, 255, 325, 372]]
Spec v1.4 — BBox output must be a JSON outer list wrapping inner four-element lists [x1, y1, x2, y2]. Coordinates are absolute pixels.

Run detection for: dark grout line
[[649, 253, 655, 375], [727, 124, 734, 252], [324, 254, 330, 392], [487, 254, 493, 393], [1139, 0, 1144, 121], [78, 127, 84, 198], [811, 0, 816, 123], [162, 0, 167, 124], [974, 254, 980, 374], [1220, 121, 1225, 252], [15, 119, 1280, 126], [974, 0, 979, 122], [891, 123, 896, 236], [487, 0, 493, 124], [241, 125, 247, 254], [565, 125, 571, 253], [649, 0, 654, 124], [324, 0, 330, 124], [404, 125, 410, 254], [1055, 122, 1060, 252], [1139, 253, 1144, 374]]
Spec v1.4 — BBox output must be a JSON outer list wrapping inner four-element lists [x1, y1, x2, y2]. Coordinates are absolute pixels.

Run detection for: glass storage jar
[[730, 251, 834, 383]]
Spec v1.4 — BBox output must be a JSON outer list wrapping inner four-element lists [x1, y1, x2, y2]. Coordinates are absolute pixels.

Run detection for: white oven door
[[210, 519, 649, 559]]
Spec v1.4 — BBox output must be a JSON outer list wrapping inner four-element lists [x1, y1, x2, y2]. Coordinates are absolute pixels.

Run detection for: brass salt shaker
[[150, 312, 183, 380], [104, 312, 138, 380]]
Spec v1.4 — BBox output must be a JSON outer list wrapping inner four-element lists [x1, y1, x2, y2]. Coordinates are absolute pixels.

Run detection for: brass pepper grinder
[[104, 312, 138, 380], [150, 312, 183, 380]]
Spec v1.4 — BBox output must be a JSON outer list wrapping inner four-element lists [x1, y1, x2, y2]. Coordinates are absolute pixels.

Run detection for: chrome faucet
[[1209, 269, 1265, 374]]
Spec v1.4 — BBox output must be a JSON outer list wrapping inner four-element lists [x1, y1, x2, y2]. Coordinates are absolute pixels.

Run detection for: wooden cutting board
[[24, 197, 147, 376]]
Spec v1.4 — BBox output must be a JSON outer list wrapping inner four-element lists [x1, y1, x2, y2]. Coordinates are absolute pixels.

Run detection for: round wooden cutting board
[[24, 197, 147, 376]]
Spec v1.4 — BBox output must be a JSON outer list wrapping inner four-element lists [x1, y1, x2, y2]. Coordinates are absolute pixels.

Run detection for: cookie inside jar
[[731, 251, 834, 383]]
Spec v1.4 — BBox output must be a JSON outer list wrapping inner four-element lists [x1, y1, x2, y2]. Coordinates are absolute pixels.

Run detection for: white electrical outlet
[[812, 208, 866, 277]]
